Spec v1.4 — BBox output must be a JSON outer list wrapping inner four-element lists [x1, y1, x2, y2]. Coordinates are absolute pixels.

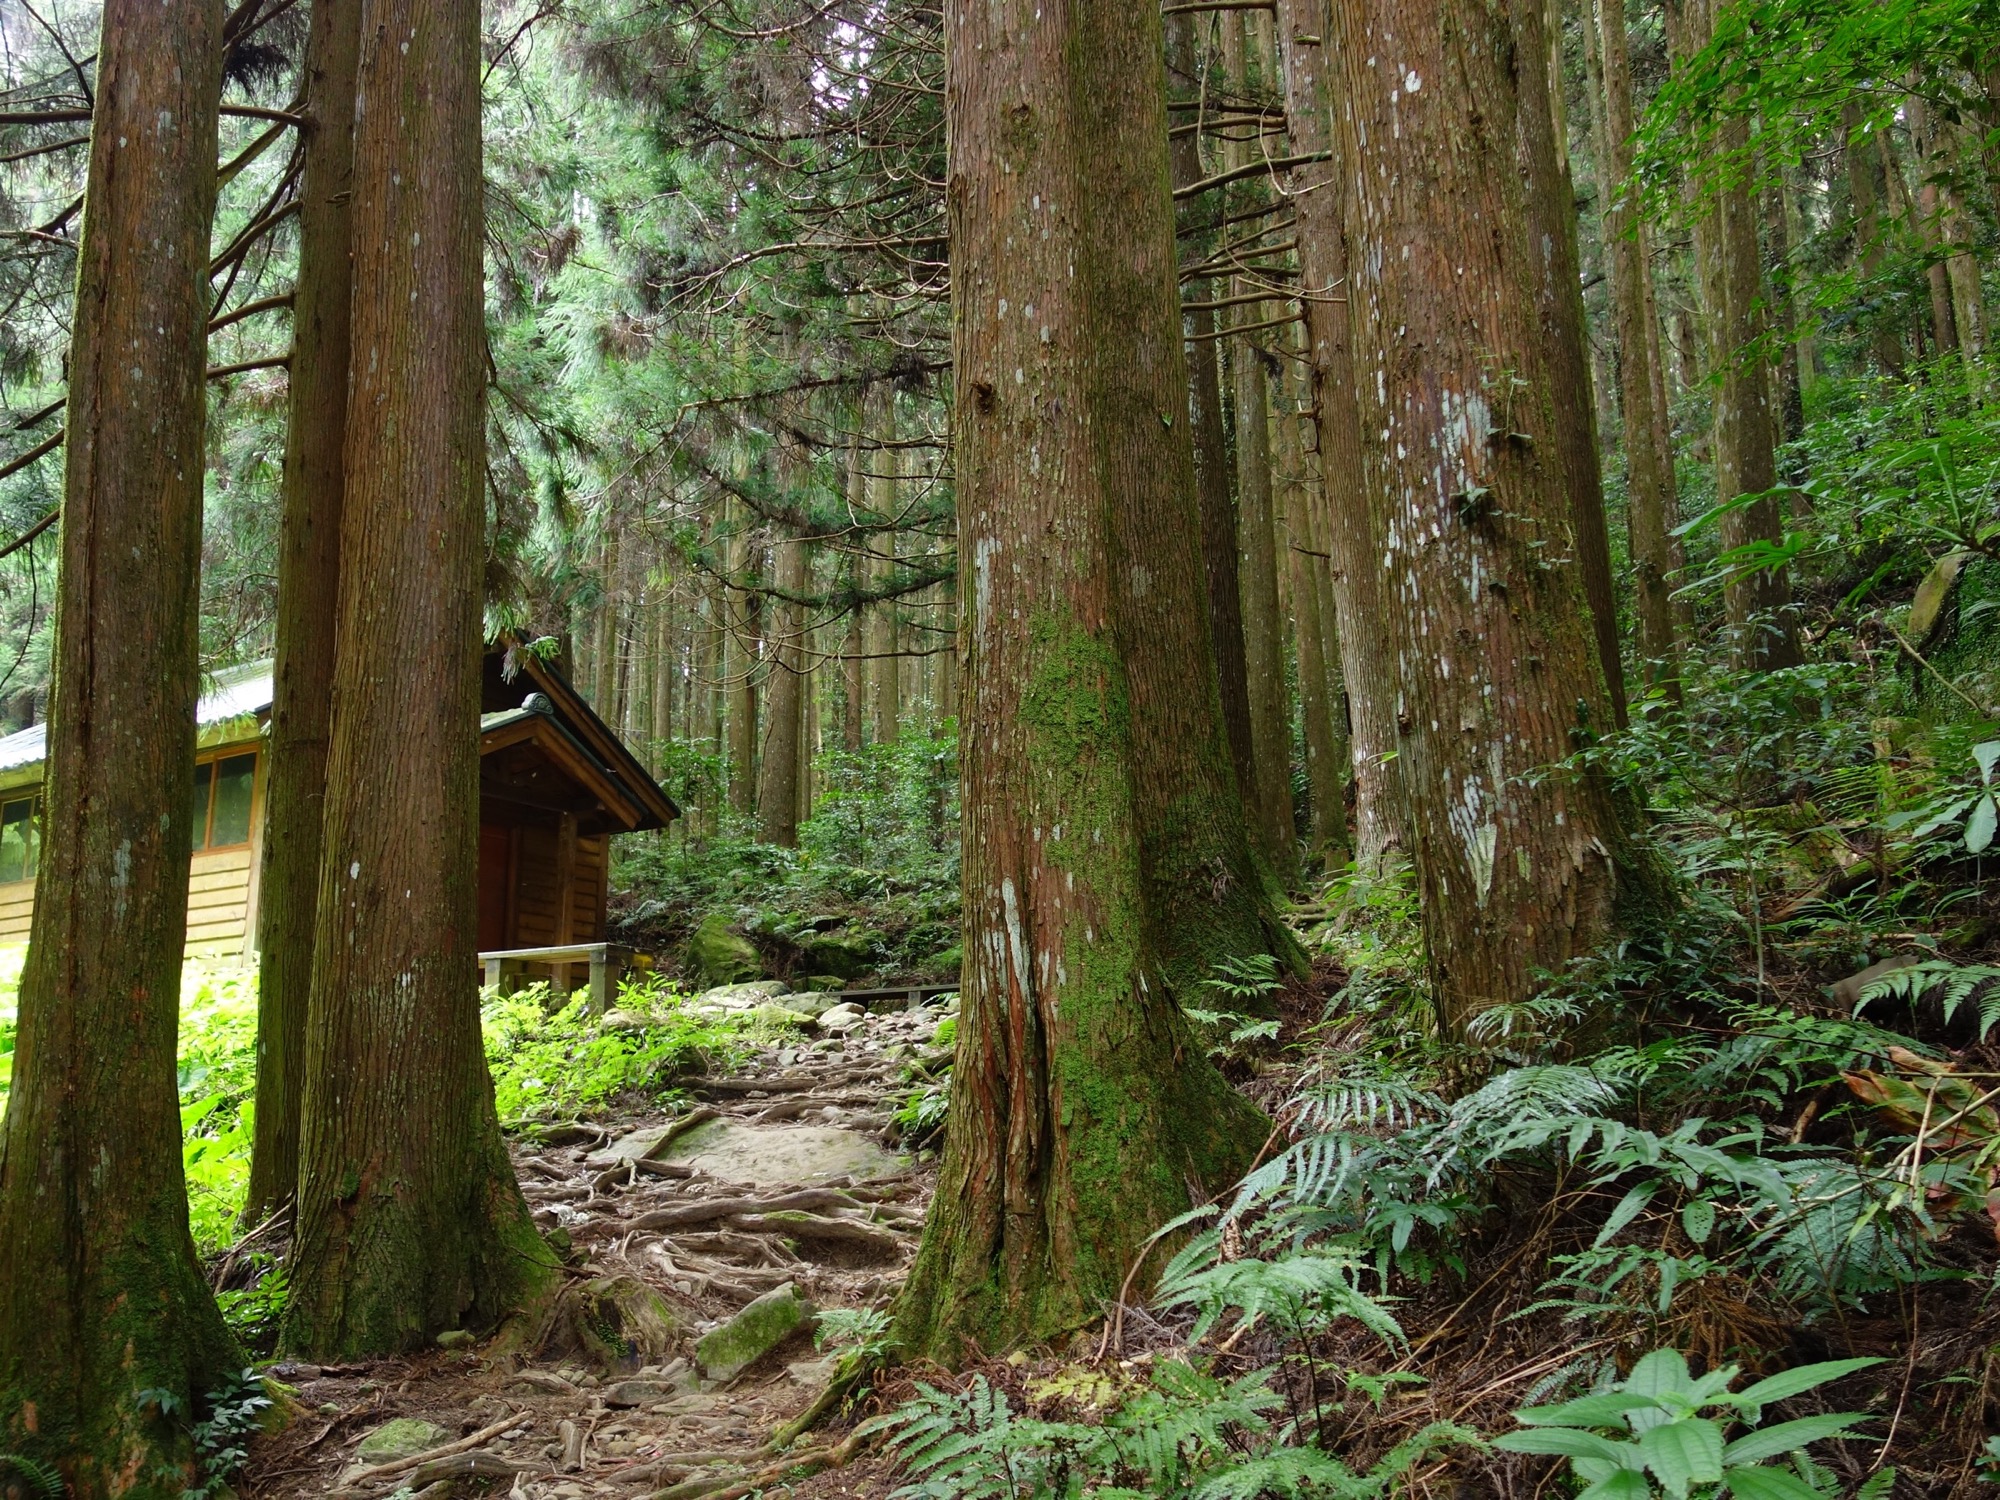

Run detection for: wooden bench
[[480, 942, 631, 1016]]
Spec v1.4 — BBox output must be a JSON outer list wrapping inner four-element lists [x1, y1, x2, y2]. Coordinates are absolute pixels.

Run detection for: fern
[[0, 1455, 64, 1500], [1856, 959, 2000, 1041]]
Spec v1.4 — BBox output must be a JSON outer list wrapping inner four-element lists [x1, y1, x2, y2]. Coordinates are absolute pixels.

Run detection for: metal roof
[[0, 659, 272, 777]]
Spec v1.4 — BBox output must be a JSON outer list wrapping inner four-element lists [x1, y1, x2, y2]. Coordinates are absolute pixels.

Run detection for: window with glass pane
[[0, 798, 35, 883], [191, 761, 216, 850], [210, 754, 257, 847]]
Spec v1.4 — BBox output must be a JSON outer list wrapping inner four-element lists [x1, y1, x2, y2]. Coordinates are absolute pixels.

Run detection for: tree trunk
[[867, 389, 901, 746], [0, 0, 241, 1481], [1913, 99, 1991, 396], [247, 0, 361, 1222], [1842, 105, 1906, 376], [1280, 338, 1350, 867], [1234, 337, 1297, 877], [1529, 4, 1628, 729], [1593, 0, 1683, 697], [758, 530, 808, 847], [1675, 0, 1797, 670], [842, 426, 867, 753], [1324, 0, 1662, 1029], [725, 507, 759, 816], [284, 0, 551, 1357], [1272, 0, 1405, 868], [894, 0, 1266, 1363], [1168, 14, 1259, 810]]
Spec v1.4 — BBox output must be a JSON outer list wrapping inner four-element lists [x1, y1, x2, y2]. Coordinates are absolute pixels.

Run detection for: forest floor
[[242, 994, 942, 1500]]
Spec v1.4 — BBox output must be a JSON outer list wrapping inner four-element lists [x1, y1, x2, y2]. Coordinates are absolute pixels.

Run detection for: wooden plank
[[554, 812, 578, 945]]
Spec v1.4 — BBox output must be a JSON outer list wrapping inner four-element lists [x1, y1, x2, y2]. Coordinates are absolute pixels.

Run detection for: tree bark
[[1841, 105, 1906, 376], [283, 0, 551, 1357], [1167, 14, 1259, 810], [842, 425, 867, 753], [1280, 338, 1349, 866], [1674, 0, 1798, 670], [758, 529, 808, 847], [866, 388, 901, 746], [894, 0, 1265, 1362], [1233, 337, 1297, 877], [1324, 0, 1662, 1028], [0, 0, 241, 1481], [1592, 0, 1683, 697], [1271, 0, 1405, 868], [724, 504, 760, 816], [248, 0, 361, 1222]]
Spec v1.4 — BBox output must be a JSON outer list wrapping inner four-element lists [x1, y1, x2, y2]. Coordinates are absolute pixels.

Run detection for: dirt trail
[[245, 995, 944, 1500]]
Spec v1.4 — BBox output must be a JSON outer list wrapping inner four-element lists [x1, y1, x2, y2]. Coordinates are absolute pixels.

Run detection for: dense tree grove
[[1, 0, 1999, 1491]]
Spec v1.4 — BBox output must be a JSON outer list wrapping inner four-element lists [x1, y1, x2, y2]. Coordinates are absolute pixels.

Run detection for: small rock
[[787, 1355, 837, 1386], [774, 991, 843, 1019], [270, 1360, 321, 1382], [356, 1417, 452, 1463], [436, 1328, 475, 1350], [602, 1378, 676, 1408], [598, 1008, 651, 1032], [694, 1283, 816, 1382], [817, 1003, 866, 1033]]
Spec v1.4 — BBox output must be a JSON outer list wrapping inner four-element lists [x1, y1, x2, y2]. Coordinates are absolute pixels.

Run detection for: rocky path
[[245, 986, 947, 1500]]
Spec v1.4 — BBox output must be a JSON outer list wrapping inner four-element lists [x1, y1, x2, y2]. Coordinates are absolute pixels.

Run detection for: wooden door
[[476, 821, 512, 951]]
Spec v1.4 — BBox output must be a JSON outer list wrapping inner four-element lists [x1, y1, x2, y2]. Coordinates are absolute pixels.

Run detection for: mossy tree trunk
[[247, 0, 360, 1223], [1324, 0, 1661, 1029], [894, 0, 1267, 1362], [0, 0, 241, 1483], [282, 0, 552, 1357]]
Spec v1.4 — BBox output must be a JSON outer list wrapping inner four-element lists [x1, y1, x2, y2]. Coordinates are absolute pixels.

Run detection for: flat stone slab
[[659, 1117, 901, 1186]]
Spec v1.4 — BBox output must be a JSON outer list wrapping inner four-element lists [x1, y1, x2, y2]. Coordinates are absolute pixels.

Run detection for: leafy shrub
[[1494, 1348, 1882, 1500], [482, 975, 779, 1124]]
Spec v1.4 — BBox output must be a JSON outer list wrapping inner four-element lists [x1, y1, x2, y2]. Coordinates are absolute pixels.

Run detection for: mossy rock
[[687, 913, 765, 986], [356, 1417, 451, 1463], [695, 1283, 815, 1382], [799, 931, 879, 980]]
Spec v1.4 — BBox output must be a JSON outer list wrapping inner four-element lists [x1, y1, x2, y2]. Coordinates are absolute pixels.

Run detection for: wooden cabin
[[0, 643, 677, 954]]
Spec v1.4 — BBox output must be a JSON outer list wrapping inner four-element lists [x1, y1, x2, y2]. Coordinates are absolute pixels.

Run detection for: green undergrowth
[[482, 970, 793, 1125], [0, 955, 784, 1263], [872, 650, 2000, 1495], [614, 726, 963, 982]]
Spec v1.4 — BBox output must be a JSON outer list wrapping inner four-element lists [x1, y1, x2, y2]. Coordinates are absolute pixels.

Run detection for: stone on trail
[[659, 1116, 902, 1186], [355, 1417, 452, 1463], [687, 913, 766, 986], [694, 979, 789, 1009], [695, 1283, 815, 1382], [816, 1002, 866, 1034], [773, 990, 843, 1018]]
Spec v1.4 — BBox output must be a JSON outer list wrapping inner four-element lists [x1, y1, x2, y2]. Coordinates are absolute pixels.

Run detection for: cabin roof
[[0, 648, 679, 833], [0, 659, 271, 781]]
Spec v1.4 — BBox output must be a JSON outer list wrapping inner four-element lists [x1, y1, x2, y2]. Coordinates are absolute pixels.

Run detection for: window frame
[[0, 793, 38, 885], [192, 748, 260, 853]]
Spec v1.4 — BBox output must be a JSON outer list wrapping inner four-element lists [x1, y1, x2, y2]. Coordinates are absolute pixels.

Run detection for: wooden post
[[552, 811, 577, 994]]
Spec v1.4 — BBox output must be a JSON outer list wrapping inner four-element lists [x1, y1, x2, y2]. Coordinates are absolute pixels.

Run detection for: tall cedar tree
[[247, 0, 360, 1220], [283, 0, 552, 1355], [1674, 0, 1798, 670], [1272, 0, 1406, 867], [0, 0, 241, 1483], [893, 0, 1267, 1360], [1592, 0, 1683, 694], [1323, 0, 1661, 1028], [1166, 17, 1260, 814]]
